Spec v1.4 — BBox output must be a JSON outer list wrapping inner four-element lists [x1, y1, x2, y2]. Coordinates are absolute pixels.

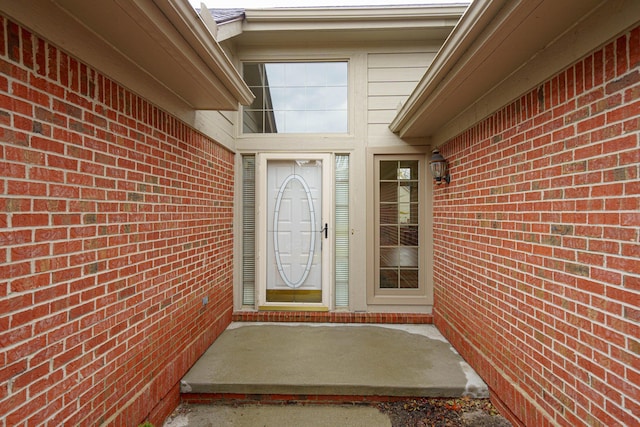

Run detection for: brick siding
[[0, 16, 235, 426], [433, 26, 639, 426], [232, 311, 433, 323]]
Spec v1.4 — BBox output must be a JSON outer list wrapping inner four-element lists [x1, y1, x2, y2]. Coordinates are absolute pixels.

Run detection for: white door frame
[[256, 153, 333, 310]]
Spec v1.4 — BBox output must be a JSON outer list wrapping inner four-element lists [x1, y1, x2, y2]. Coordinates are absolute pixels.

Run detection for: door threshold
[[258, 305, 329, 312], [266, 289, 322, 303]]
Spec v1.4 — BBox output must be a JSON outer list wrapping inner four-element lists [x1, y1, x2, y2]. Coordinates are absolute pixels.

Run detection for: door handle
[[321, 223, 328, 239]]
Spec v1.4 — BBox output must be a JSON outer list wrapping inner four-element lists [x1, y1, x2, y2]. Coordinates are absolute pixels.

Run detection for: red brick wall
[[0, 16, 235, 426], [433, 26, 639, 426]]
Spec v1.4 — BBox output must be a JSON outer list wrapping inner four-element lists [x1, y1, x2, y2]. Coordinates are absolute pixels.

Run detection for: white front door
[[257, 153, 332, 309]]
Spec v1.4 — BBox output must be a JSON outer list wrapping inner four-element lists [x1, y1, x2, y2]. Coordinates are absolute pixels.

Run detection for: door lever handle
[[321, 223, 328, 239]]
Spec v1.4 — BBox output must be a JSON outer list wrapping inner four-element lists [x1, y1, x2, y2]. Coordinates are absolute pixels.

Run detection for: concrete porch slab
[[164, 404, 393, 427], [180, 322, 488, 398]]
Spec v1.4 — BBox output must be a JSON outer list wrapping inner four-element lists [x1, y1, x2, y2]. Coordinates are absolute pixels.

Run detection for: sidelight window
[[374, 156, 425, 295]]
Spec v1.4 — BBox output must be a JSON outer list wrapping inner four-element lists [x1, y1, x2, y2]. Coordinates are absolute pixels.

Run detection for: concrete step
[[180, 322, 488, 400]]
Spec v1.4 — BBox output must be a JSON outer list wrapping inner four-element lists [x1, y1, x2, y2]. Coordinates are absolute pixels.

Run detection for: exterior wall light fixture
[[430, 149, 450, 184]]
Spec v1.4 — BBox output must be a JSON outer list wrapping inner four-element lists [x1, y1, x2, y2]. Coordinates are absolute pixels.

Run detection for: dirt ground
[[377, 397, 512, 427]]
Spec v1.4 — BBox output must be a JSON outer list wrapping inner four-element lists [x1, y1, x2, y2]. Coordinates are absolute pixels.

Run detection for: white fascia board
[[243, 5, 469, 31], [244, 5, 469, 22], [216, 20, 244, 43]]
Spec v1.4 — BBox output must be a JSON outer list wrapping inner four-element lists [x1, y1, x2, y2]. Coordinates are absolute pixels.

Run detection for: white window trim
[[236, 53, 360, 141]]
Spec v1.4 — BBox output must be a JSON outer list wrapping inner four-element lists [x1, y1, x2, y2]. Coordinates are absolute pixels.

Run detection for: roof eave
[[390, 0, 638, 143], [389, 0, 507, 137], [234, 5, 468, 46], [244, 5, 470, 23], [0, 0, 253, 111], [154, 0, 254, 107]]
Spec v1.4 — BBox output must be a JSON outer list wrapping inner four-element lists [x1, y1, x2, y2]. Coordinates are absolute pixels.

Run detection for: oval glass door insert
[[273, 174, 316, 288]]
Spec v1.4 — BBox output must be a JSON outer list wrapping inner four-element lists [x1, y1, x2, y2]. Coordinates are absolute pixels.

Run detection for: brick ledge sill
[[232, 311, 433, 324]]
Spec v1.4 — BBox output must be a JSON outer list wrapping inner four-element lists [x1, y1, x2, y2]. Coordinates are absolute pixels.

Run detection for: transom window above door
[[242, 62, 348, 134]]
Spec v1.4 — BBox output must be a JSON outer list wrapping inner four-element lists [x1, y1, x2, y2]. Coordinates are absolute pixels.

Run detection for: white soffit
[[391, 0, 639, 141], [0, 0, 253, 111], [236, 5, 469, 45]]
